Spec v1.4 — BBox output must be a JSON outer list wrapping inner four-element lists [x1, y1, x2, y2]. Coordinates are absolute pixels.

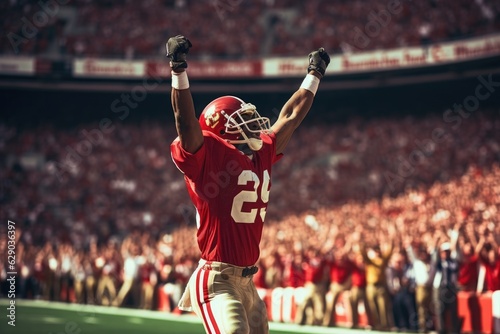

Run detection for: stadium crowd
[[2, 0, 500, 58], [1, 105, 499, 331]]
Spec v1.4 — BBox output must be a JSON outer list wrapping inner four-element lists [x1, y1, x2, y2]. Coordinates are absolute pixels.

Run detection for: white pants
[[179, 260, 269, 334]]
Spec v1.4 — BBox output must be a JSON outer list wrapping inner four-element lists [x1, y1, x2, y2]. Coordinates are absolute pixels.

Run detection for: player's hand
[[166, 35, 192, 71], [307, 48, 330, 77]]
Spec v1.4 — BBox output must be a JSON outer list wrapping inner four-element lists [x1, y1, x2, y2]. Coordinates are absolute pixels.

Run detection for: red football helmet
[[199, 96, 270, 151]]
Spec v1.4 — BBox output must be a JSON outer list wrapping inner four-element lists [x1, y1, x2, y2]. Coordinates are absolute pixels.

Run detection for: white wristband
[[300, 74, 320, 95], [171, 71, 189, 90]]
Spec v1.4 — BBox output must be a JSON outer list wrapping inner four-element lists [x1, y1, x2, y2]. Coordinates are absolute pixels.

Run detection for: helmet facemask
[[221, 103, 270, 151]]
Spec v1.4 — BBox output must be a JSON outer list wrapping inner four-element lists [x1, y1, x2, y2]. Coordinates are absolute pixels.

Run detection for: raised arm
[[360, 242, 375, 266], [475, 235, 486, 256], [404, 236, 416, 264], [429, 231, 442, 264], [465, 223, 478, 249], [271, 48, 330, 155], [166, 35, 203, 154], [382, 223, 396, 262], [486, 228, 499, 250], [450, 221, 461, 260]]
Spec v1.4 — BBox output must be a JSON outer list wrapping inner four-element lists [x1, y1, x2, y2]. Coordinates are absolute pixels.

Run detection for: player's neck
[[236, 143, 254, 159]]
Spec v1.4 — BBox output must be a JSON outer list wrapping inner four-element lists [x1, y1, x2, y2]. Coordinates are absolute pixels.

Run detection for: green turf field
[[0, 299, 385, 334]]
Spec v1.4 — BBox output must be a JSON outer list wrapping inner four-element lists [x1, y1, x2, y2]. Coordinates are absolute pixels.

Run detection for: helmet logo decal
[[204, 106, 220, 129]]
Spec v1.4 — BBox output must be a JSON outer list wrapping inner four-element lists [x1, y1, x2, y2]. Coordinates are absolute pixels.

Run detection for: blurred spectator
[[457, 224, 481, 292], [386, 252, 417, 331], [0, 104, 499, 331], [477, 234, 500, 292], [406, 236, 433, 332], [43, 242, 60, 301], [361, 227, 395, 331], [72, 251, 86, 304], [138, 245, 157, 310], [84, 243, 99, 304], [349, 250, 368, 329], [252, 248, 284, 289], [1, 1, 499, 58], [295, 247, 327, 326], [283, 251, 306, 288], [252, 258, 267, 289], [323, 242, 354, 327], [266, 255, 284, 289], [95, 245, 118, 306], [430, 227, 460, 334], [60, 243, 74, 302], [113, 239, 140, 307]]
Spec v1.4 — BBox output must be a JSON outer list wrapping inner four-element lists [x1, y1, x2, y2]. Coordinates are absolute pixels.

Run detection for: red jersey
[[252, 265, 267, 288], [351, 265, 367, 288], [458, 255, 479, 291], [139, 262, 154, 283], [481, 258, 500, 291], [284, 263, 306, 288], [171, 131, 281, 267], [329, 259, 354, 284], [305, 257, 326, 284]]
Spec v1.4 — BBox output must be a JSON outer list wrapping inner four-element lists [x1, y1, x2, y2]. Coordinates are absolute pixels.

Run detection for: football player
[[167, 35, 330, 334]]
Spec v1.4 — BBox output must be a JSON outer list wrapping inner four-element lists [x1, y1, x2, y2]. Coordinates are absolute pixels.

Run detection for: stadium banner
[[458, 291, 496, 334], [458, 291, 480, 333], [8, 33, 495, 79], [262, 48, 427, 76], [479, 292, 494, 334], [429, 33, 500, 63], [262, 33, 500, 77], [262, 58, 309, 77], [146, 60, 261, 78], [336, 47, 428, 73], [270, 287, 284, 322], [0, 57, 35, 75], [35, 58, 53, 75], [73, 59, 146, 78]]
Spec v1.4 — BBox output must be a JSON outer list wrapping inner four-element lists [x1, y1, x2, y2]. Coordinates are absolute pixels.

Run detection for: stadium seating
[[1, 107, 499, 331], [1, 0, 499, 326], [1, 0, 499, 58]]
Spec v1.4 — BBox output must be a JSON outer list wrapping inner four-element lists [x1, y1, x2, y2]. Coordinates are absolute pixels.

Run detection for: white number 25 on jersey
[[231, 170, 270, 223]]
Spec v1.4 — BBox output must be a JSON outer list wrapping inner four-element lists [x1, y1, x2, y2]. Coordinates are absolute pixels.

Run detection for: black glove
[[165, 35, 192, 70], [307, 48, 330, 77]]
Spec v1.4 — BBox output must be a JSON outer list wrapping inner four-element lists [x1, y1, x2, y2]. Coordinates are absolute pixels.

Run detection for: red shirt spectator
[[458, 254, 479, 291], [351, 263, 367, 288], [305, 256, 327, 284], [283, 254, 306, 288], [139, 262, 154, 283], [481, 250, 500, 292], [328, 257, 354, 284], [252, 261, 267, 289]]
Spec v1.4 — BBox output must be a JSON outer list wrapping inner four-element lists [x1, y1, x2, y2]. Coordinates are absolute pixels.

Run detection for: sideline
[[0, 299, 384, 334]]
